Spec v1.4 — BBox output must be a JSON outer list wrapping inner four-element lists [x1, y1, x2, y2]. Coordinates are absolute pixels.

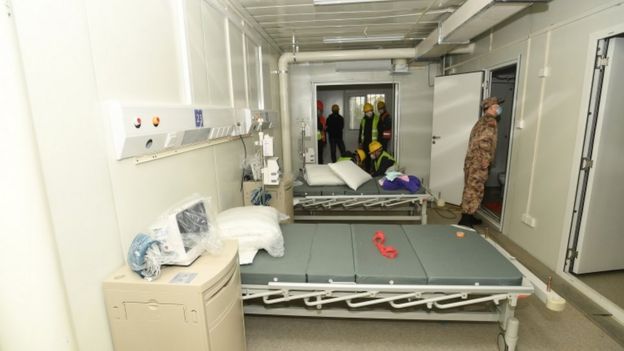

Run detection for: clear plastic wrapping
[[127, 194, 222, 280]]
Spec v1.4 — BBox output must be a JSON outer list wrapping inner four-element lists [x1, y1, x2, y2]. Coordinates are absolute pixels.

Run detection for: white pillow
[[304, 164, 345, 186], [328, 161, 372, 190], [216, 206, 286, 264]]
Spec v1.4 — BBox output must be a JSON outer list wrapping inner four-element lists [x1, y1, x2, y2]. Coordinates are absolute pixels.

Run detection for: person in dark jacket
[[377, 101, 392, 151], [326, 104, 346, 162]]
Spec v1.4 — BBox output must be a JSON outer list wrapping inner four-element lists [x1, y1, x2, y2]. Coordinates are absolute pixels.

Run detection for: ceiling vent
[[391, 59, 410, 74]]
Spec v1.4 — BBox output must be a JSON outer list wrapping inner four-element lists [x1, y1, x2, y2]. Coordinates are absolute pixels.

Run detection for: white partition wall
[[9, 0, 281, 350], [445, 0, 624, 271], [0, 9, 78, 351]]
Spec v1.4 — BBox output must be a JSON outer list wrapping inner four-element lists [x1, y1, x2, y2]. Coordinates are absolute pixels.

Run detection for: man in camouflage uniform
[[458, 97, 504, 227]]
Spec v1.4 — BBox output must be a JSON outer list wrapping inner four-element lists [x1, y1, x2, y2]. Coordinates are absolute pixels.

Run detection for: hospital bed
[[240, 223, 541, 351], [293, 177, 433, 223]]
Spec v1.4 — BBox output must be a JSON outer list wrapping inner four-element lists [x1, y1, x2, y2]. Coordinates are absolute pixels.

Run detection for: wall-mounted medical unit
[[107, 102, 241, 160], [106, 102, 278, 160]]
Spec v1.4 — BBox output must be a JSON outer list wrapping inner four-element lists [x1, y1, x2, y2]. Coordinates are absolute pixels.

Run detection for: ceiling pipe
[[277, 48, 417, 173]]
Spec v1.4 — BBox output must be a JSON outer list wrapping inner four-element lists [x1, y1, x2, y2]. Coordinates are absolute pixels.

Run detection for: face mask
[[365, 112, 373, 118], [378, 108, 385, 114], [495, 106, 503, 116], [370, 153, 377, 160]]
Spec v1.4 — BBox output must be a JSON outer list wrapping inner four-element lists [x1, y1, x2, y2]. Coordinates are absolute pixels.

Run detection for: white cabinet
[[103, 240, 246, 351]]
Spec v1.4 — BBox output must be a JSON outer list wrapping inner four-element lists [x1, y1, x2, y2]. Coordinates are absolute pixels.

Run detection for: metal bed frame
[[294, 192, 433, 223], [240, 235, 564, 351]]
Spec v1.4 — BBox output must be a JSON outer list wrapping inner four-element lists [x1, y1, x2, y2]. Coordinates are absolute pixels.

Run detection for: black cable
[[240, 135, 248, 192], [433, 207, 458, 220]]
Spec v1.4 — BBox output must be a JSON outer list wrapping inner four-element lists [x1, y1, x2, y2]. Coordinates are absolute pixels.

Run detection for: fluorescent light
[[313, 0, 392, 5], [323, 34, 406, 44]]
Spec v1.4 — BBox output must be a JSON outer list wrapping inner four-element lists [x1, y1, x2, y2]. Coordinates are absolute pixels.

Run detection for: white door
[[573, 38, 624, 274], [429, 72, 483, 205]]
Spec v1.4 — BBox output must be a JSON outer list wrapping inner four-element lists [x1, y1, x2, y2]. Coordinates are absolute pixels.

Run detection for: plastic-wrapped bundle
[[127, 233, 162, 280], [127, 195, 222, 280], [216, 206, 288, 264]]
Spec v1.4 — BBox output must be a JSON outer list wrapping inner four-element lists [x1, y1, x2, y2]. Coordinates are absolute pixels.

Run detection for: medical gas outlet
[[107, 103, 277, 160]]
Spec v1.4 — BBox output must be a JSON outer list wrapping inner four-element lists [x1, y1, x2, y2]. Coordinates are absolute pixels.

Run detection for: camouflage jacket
[[464, 114, 497, 169]]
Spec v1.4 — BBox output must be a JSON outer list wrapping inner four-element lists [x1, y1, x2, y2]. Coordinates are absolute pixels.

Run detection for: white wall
[[11, 0, 281, 350], [446, 0, 624, 269], [289, 64, 437, 182]]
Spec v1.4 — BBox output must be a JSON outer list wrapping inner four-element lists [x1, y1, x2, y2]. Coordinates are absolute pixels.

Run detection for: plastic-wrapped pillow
[[328, 161, 372, 190], [304, 164, 345, 185], [216, 206, 287, 264]]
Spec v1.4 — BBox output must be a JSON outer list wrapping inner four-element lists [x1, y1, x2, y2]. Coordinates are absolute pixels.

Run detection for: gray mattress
[[293, 176, 426, 197], [240, 224, 523, 286]]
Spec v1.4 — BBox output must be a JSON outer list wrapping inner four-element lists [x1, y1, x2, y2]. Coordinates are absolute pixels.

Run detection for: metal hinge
[[596, 56, 609, 68], [567, 249, 578, 260], [581, 157, 593, 171], [4, 0, 12, 17]]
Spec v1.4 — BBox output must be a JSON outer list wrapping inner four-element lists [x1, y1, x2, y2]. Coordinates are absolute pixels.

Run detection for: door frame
[[477, 58, 521, 232], [557, 24, 624, 325], [313, 81, 400, 163]]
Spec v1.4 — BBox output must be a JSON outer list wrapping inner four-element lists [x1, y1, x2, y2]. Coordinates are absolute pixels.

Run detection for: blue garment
[[381, 175, 421, 193]]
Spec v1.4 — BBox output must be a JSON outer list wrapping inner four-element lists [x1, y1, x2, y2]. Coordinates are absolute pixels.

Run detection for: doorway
[[566, 35, 624, 312], [315, 83, 397, 164], [480, 64, 517, 225]]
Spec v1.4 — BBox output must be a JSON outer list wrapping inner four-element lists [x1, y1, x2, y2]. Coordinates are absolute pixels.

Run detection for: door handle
[[432, 135, 441, 144]]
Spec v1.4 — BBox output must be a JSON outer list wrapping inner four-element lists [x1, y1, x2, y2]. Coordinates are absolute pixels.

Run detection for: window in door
[[348, 96, 365, 129], [348, 94, 386, 129]]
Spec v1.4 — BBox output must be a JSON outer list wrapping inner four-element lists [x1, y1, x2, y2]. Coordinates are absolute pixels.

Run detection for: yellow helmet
[[368, 140, 383, 154], [363, 103, 374, 113], [356, 148, 366, 161], [377, 101, 385, 109]]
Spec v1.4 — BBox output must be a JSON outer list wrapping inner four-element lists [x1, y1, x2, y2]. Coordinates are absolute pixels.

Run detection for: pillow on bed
[[216, 206, 286, 264], [328, 161, 372, 190], [304, 164, 345, 186]]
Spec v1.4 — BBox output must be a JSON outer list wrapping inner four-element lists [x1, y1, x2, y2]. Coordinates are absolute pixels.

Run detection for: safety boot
[[458, 214, 474, 228]]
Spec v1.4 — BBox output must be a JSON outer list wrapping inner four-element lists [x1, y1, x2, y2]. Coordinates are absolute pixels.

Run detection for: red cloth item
[[372, 231, 398, 259]]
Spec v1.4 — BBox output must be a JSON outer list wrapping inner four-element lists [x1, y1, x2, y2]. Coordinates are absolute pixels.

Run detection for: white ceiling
[[233, 0, 467, 52]]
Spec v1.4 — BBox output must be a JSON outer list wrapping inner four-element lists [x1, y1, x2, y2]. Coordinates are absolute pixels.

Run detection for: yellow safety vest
[[374, 151, 396, 172], [360, 114, 379, 142]]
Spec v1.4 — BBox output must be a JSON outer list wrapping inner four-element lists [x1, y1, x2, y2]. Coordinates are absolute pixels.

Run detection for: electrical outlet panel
[[236, 109, 277, 135], [521, 213, 537, 227]]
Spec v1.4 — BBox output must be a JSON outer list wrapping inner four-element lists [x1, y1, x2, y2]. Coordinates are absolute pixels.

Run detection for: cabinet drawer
[[203, 265, 241, 328]]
